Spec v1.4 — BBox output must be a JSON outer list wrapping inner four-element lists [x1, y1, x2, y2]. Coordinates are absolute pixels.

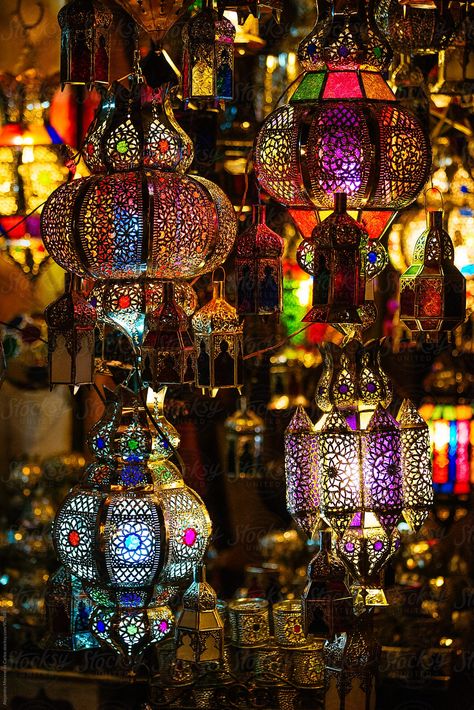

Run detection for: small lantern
[[217, 1, 283, 23], [45, 277, 96, 386], [192, 272, 244, 394], [235, 204, 284, 316], [285, 405, 319, 539], [374, 0, 458, 55], [224, 397, 265, 480], [175, 566, 224, 663], [58, 0, 112, 87], [141, 282, 195, 387], [297, 193, 367, 325], [182, 0, 236, 104], [399, 210, 466, 339], [301, 529, 352, 638]]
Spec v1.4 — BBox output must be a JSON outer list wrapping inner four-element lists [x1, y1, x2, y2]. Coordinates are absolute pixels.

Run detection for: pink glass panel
[[322, 71, 363, 99]]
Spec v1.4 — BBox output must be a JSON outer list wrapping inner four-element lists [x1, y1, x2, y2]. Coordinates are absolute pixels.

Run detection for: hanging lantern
[[235, 204, 284, 316], [254, 0, 431, 240], [224, 396, 265, 480], [285, 405, 319, 538], [192, 272, 244, 394], [391, 55, 430, 127], [399, 210, 466, 339], [141, 282, 195, 388], [217, 1, 283, 23], [374, 0, 459, 55], [58, 0, 112, 87], [301, 529, 352, 638], [430, 4, 474, 99], [44, 277, 96, 386], [113, 0, 187, 43], [182, 0, 236, 104], [175, 566, 224, 663], [42, 567, 99, 651]]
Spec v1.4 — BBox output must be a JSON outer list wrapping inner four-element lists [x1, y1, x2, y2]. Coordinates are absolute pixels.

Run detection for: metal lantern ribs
[[235, 204, 284, 316], [399, 210, 466, 339], [58, 0, 112, 86], [141, 282, 195, 387], [192, 274, 244, 393], [45, 280, 96, 386], [182, 0, 235, 103]]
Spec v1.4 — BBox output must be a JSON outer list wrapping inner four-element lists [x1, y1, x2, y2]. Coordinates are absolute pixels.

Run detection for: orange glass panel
[[361, 71, 396, 101], [288, 208, 320, 239], [359, 210, 396, 240]]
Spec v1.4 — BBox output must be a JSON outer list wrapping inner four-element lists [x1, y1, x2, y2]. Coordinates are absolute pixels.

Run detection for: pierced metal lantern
[[141, 282, 195, 388], [44, 279, 96, 386], [192, 274, 244, 393], [175, 566, 224, 663], [301, 529, 352, 638], [224, 397, 265, 480], [374, 0, 459, 55], [431, 6, 474, 99], [391, 55, 430, 127], [235, 204, 284, 316], [182, 0, 235, 104], [285, 405, 319, 539], [58, 0, 112, 87], [113, 0, 187, 43], [42, 567, 99, 651], [399, 210, 466, 339]]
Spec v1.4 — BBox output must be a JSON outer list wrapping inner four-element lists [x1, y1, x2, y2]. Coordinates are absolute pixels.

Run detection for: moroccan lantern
[[285, 405, 319, 539], [254, 0, 431, 240], [141, 282, 195, 388], [391, 55, 430, 126], [235, 204, 284, 316], [175, 566, 225, 663], [44, 277, 96, 386], [217, 1, 283, 23], [430, 4, 474, 99], [113, 0, 187, 43], [58, 0, 112, 87], [224, 397, 265, 480], [182, 0, 236, 104], [374, 0, 459, 55], [192, 272, 244, 394], [399, 210, 466, 339]]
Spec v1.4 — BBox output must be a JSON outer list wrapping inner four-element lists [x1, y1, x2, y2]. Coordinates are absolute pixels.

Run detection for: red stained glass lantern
[[399, 210, 466, 339], [58, 0, 112, 87], [45, 277, 96, 386], [235, 204, 284, 316], [141, 282, 195, 387]]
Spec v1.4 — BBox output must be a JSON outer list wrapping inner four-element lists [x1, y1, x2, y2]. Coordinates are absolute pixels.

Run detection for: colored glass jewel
[[118, 295, 131, 309], [97, 619, 106, 632], [68, 530, 80, 547], [159, 619, 169, 632], [97, 437, 105, 450], [116, 140, 128, 154], [183, 528, 197, 546], [128, 439, 139, 450], [373, 541, 383, 551]]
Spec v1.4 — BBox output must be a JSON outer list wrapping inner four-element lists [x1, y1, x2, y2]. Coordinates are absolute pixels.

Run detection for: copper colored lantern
[[58, 0, 112, 87], [399, 210, 466, 339]]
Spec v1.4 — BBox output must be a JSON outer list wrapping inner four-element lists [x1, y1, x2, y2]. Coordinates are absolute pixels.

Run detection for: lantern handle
[[212, 266, 226, 283], [423, 185, 444, 220]]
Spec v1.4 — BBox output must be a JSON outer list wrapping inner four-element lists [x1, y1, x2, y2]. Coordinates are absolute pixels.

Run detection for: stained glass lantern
[[224, 397, 265, 480], [41, 80, 237, 282], [42, 567, 99, 651], [285, 405, 319, 538], [192, 273, 244, 394], [44, 278, 96, 386], [235, 204, 284, 316], [374, 0, 459, 55], [254, 0, 431, 241], [141, 282, 195, 388], [399, 210, 466, 339], [302, 529, 352, 638], [175, 566, 225, 663], [58, 0, 112, 87], [182, 0, 235, 104]]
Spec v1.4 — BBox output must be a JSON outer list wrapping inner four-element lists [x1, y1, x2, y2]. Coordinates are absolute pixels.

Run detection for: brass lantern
[[182, 0, 236, 104], [374, 0, 458, 55], [44, 277, 96, 386], [285, 405, 319, 538], [192, 272, 244, 394], [58, 0, 112, 87], [224, 397, 265, 480], [175, 566, 224, 663], [141, 282, 195, 387], [399, 210, 466, 339]]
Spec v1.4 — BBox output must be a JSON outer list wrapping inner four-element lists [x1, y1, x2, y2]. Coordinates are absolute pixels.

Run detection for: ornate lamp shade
[[430, 5, 474, 98], [217, 1, 283, 23], [224, 397, 265, 480], [58, 0, 112, 87], [141, 282, 195, 387], [235, 204, 284, 316], [285, 405, 319, 539], [254, 0, 431, 240], [391, 56, 430, 126], [192, 274, 244, 393], [44, 281, 96, 386], [399, 210, 466, 339], [42, 567, 99, 651], [182, 0, 236, 104], [175, 566, 225, 663], [113, 0, 187, 43], [301, 529, 352, 638], [374, 0, 459, 55]]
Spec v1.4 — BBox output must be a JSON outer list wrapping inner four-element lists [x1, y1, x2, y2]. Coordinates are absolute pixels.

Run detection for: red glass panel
[[322, 71, 363, 99], [359, 210, 396, 240], [455, 420, 471, 494]]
